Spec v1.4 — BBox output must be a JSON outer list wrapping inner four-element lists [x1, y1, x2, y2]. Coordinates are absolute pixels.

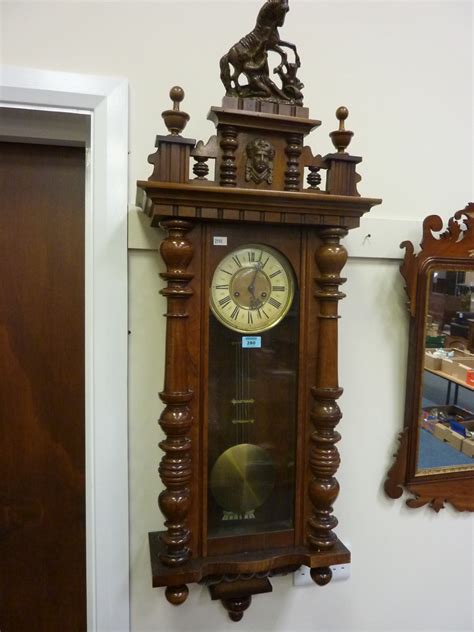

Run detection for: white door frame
[[0, 66, 130, 632]]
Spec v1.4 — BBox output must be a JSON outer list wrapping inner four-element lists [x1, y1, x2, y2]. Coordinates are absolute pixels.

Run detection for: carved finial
[[329, 106, 354, 153], [336, 106, 348, 129], [162, 86, 190, 136]]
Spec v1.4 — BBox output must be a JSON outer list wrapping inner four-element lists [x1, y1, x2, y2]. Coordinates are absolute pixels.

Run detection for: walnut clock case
[[137, 0, 381, 621]]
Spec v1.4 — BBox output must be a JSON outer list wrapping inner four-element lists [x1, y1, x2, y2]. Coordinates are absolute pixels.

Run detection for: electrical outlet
[[330, 562, 351, 581], [293, 565, 313, 587]]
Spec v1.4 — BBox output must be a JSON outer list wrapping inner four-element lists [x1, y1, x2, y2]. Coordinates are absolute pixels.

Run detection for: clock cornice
[[137, 181, 382, 229]]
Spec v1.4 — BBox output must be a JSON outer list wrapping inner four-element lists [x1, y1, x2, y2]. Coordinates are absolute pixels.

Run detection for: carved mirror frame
[[385, 203, 474, 512]]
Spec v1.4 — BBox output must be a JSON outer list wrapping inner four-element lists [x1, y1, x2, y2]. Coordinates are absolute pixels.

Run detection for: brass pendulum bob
[[210, 443, 275, 516]]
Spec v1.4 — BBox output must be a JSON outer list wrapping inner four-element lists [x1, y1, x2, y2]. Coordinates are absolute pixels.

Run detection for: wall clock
[[137, 0, 381, 621]]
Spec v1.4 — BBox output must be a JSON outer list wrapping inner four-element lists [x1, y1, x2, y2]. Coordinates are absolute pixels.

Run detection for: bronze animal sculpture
[[219, 0, 303, 105]]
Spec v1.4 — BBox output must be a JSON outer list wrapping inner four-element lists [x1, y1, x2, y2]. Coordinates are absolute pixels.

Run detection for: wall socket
[[293, 545, 351, 587]]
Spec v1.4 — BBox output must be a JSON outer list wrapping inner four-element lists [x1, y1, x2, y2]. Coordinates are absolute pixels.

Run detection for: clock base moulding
[[149, 531, 350, 617]]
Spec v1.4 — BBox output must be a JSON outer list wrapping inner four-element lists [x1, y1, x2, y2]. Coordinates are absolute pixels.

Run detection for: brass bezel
[[209, 243, 296, 334]]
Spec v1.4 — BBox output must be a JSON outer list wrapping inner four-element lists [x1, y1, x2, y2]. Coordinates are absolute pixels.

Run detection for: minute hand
[[247, 264, 260, 294], [247, 263, 262, 309]]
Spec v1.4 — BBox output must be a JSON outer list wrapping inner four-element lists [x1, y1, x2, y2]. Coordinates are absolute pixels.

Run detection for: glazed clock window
[[207, 243, 299, 546]]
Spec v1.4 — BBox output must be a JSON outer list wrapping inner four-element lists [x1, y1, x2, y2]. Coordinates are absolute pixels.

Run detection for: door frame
[[1, 67, 129, 632]]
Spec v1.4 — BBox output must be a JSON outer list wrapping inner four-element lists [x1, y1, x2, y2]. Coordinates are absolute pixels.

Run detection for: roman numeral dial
[[210, 243, 295, 333]]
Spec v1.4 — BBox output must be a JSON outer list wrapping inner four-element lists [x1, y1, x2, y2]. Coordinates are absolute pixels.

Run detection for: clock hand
[[247, 263, 262, 306], [247, 262, 262, 299]]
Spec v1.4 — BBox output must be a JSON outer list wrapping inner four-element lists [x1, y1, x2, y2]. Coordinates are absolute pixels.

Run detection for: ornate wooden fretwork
[[400, 207, 474, 316], [385, 203, 474, 513]]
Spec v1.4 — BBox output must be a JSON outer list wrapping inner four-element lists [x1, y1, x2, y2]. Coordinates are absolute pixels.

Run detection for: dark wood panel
[[207, 530, 294, 557], [0, 142, 86, 631]]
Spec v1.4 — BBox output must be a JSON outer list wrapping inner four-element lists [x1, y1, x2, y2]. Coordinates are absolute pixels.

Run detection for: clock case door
[[202, 224, 309, 557]]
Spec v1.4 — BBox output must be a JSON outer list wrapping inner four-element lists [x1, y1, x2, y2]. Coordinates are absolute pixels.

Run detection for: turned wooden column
[[308, 227, 348, 562], [157, 219, 194, 582], [219, 125, 238, 187], [284, 134, 303, 191]]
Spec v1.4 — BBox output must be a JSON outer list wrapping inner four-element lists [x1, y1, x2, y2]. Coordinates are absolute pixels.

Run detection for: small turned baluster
[[193, 156, 209, 180], [307, 166, 322, 190], [220, 125, 238, 187], [285, 134, 303, 191], [308, 227, 348, 561], [157, 219, 194, 587], [329, 106, 353, 153]]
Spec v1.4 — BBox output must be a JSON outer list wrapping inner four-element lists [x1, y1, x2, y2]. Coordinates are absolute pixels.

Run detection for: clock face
[[210, 244, 295, 333]]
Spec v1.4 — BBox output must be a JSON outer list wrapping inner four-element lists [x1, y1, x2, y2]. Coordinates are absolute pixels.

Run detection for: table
[[425, 366, 474, 405]]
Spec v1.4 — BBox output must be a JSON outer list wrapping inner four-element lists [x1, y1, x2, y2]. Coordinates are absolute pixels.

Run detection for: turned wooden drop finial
[[165, 585, 189, 606], [330, 106, 354, 153], [162, 86, 190, 136]]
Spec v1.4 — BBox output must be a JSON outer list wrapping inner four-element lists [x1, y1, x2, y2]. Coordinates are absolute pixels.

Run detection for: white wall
[[3, 2, 473, 631]]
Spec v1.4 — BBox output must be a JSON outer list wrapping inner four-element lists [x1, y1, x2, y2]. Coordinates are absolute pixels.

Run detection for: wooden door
[[0, 142, 86, 631]]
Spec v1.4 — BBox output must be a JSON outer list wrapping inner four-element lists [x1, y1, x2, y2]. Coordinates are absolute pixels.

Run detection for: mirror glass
[[417, 268, 474, 474]]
